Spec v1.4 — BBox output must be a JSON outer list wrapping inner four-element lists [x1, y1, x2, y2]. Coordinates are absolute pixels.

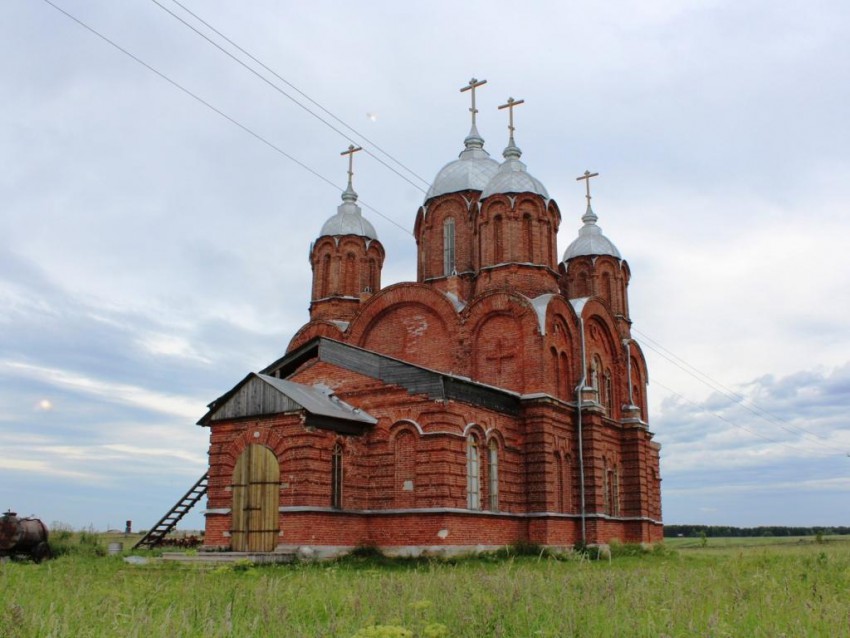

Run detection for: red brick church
[[200, 81, 662, 555]]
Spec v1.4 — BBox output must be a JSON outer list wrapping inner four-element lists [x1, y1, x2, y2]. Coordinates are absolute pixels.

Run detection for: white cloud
[[2, 0, 850, 528], [1, 360, 205, 420]]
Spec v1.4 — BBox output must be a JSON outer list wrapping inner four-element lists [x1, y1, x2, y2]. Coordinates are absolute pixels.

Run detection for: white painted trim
[[203, 508, 231, 515]]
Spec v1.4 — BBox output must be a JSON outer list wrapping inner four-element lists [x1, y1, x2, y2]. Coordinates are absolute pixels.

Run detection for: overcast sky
[[2, 0, 848, 532]]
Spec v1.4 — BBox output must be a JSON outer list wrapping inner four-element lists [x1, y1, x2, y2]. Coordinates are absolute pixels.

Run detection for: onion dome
[[562, 204, 621, 260], [425, 124, 500, 200], [480, 136, 548, 200], [319, 182, 378, 240]]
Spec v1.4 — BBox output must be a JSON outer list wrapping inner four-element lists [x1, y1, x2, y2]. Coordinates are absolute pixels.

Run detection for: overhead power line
[[636, 328, 841, 452], [150, 0, 430, 194], [651, 378, 846, 457], [39, 0, 412, 237]]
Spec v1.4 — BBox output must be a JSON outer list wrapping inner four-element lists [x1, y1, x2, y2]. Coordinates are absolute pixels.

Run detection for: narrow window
[[523, 214, 533, 262], [577, 270, 590, 297], [488, 439, 499, 512], [612, 467, 620, 516], [331, 443, 343, 509], [589, 356, 601, 392], [603, 272, 614, 308], [443, 217, 456, 276], [559, 352, 570, 398], [320, 253, 330, 297], [603, 370, 613, 413], [394, 430, 415, 507], [602, 463, 610, 515], [344, 253, 356, 295], [493, 216, 504, 263], [555, 453, 564, 512], [467, 436, 480, 510], [368, 258, 377, 292], [551, 348, 560, 397]]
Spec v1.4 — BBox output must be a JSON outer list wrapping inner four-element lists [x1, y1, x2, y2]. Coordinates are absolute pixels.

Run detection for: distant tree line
[[664, 525, 850, 538]]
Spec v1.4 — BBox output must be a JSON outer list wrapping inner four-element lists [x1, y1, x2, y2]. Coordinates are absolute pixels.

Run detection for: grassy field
[[2, 536, 848, 637]]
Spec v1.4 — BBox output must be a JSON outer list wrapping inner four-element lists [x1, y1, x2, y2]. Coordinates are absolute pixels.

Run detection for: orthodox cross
[[341, 144, 363, 186], [498, 97, 525, 137], [485, 338, 516, 375], [460, 78, 487, 127], [576, 170, 599, 206]]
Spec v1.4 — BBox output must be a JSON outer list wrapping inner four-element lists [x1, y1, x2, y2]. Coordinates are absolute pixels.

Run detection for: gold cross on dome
[[460, 77, 487, 127], [576, 170, 599, 205], [498, 97, 525, 136], [340, 144, 363, 185]]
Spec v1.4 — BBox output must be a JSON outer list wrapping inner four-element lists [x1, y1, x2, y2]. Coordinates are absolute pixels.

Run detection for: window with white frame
[[467, 435, 480, 510], [488, 439, 499, 512], [443, 217, 456, 276]]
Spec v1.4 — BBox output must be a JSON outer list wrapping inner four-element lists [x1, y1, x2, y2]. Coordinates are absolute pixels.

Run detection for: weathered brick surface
[[203, 156, 663, 552]]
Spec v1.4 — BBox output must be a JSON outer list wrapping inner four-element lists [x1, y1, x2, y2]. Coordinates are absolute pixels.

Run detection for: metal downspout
[[576, 314, 588, 546]]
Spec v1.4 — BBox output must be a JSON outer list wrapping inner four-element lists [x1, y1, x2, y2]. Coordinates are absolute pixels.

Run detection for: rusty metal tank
[[0, 510, 51, 562]]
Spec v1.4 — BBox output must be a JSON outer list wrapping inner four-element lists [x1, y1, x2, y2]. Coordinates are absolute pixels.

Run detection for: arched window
[[331, 443, 343, 509], [368, 258, 377, 292], [577, 270, 590, 297], [589, 355, 602, 393], [320, 253, 330, 298], [602, 370, 613, 413], [467, 435, 481, 510], [550, 347, 560, 396], [394, 430, 416, 508], [555, 453, 564, 512], [443, 217, 456, 276], [559, 352, 570, 398], [603, 272, 614, 307], [344, 253, 356, 295], [523, 213, 533, 262], [493, 216, 504, 264], [603, 463, 619, 516], [487, 439, 499, 512]]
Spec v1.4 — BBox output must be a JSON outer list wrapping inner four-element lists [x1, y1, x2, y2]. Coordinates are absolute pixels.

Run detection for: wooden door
[[231, 445, 279, 552]]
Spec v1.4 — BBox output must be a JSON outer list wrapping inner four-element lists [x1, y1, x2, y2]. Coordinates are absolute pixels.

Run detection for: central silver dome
[[480, 139, 548, 200], [425, 125, 500, 201]]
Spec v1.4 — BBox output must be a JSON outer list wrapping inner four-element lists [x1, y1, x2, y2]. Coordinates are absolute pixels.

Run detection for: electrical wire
[[635, 328, 838, 449], [149, 0, 430, 194], [651, 378, 845, 457], [39, 0, 412, 237]]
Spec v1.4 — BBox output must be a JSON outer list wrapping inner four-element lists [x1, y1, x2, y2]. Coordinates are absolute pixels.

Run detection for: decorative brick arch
[[348, 283, 459, 369], [287, 320, 345, 353], [416, 195, 475, 280], [389, 423, 419, 508], [545, 296, 581, 398], [584, 312, 621, 416], [463, 291, 543, 392], [627, 341, 650, 418]]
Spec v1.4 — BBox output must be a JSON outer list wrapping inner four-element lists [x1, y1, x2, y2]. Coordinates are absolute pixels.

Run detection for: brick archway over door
[[231, 444, 279, 552]]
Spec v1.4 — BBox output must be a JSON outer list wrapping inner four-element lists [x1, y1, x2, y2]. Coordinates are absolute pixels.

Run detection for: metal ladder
[[134, 472, 208, 549]]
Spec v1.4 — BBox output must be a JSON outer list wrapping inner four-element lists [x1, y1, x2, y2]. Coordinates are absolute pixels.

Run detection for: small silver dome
[[480, 139, 548, 200], [425, 125, 500, 201], [319, 184, 378, 240], [562, 205, 621, 261]]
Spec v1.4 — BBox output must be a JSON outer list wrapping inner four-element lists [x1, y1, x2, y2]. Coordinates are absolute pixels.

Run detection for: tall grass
[[1, 540, 848, 636]]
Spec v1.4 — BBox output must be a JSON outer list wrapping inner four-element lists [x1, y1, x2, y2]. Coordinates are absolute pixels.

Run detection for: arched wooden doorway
[[231, 444, 279, 552]]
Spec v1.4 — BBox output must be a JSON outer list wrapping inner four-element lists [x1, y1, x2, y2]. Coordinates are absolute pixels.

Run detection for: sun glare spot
[[37, 399, 53, 411], [366, 112, 378, 122]]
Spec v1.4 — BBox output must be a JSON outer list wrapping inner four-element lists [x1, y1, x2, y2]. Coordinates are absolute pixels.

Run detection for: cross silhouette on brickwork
[[485, 338, 516, 375]]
